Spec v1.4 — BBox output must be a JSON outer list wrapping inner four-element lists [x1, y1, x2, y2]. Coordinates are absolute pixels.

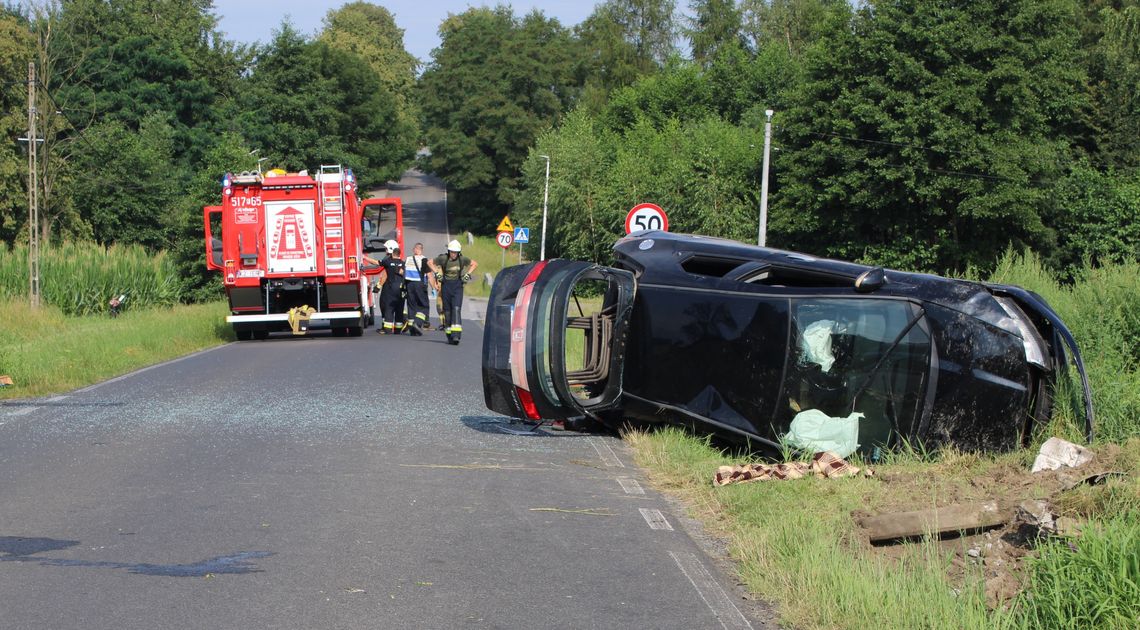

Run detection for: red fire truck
[[203, 164, 404, 339]]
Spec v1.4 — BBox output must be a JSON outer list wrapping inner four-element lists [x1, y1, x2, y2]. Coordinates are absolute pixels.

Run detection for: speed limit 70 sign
[[496, 230, 514, 249], [625, 203, 669, 234]]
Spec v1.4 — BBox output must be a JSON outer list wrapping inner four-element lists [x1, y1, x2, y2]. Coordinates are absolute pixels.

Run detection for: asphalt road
[[0, 171, 769, 629]]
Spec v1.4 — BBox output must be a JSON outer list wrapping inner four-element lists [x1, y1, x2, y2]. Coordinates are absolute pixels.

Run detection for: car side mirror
[[854, 267, 886, 293]]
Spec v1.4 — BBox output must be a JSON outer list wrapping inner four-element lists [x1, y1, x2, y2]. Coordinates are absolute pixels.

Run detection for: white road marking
[[669, 551, 754, 630], [617, 477, 644, 495], [589, 437, 624, 468], [73, 344, 227, 393], [639, 508, 673, 531]]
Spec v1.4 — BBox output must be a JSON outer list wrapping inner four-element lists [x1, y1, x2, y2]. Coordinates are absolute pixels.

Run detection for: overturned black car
[[482, 232, 1093, 456]]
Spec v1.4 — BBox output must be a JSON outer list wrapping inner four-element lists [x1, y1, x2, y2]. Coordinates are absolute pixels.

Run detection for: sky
[[210, 1, 599, 65]]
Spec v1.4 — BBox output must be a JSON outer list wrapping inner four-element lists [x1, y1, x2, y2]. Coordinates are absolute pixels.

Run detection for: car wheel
[[235, 329, 252, 341]]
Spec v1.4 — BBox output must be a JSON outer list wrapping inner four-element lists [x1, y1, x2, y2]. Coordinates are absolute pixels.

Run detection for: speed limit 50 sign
[[625, 203, 669, 234]]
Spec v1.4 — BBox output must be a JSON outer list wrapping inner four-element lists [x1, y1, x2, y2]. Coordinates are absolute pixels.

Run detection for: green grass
[[1, 242, 180, 316], [1011, 514, 1140, 629], [627, 428, 1000, 629], [461, 234, 529, 297], [0, 300, 231, 399]]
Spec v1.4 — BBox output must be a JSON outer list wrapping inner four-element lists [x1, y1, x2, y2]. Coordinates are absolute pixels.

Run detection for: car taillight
[[516, 386, 541, 420], [523, 260, 548, 286]]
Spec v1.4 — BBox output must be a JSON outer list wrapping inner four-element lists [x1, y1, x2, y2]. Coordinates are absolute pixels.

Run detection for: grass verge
[[0, 300, 232, 399], [626, 428, 1140, 629], [459, 234, 528, 297]]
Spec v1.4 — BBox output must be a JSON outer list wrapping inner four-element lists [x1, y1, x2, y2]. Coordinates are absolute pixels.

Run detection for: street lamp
[[758, 109, 774, 247], [539, 154, 551, 261]]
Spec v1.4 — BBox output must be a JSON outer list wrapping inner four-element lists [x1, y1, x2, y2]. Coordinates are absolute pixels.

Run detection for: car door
[[482, 260, 636, 421]]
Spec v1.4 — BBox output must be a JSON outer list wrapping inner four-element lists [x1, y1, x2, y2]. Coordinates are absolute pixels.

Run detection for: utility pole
[[539, 155, 550, 261], [27, 62, 41, 308], [758, 109, 773, 247]]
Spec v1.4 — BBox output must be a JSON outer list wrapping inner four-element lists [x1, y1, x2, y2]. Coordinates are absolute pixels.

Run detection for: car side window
[[778, 298, 931, 455]]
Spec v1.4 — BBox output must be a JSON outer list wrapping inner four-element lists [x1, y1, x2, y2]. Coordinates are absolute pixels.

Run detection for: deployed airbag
[[784, 409, 863, 458]]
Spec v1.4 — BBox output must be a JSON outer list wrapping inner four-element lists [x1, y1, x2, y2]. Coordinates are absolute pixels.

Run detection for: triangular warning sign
[[496, 215, 513, 232]]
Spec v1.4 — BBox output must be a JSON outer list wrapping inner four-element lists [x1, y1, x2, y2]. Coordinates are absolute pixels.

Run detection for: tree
[[237, 24, 415, 187], [605, 0, 678, 65], [170, 131, 253, 302], [575, 0, 677, 108], [319, 1, 419, 158], [687, 0, 746, 64], [0, 9, 33, 244], [1079, 4, 1140, 169], [775, 0, 1088, 272], [418, 6, 579, 230], [66, 113, 183, 249], [739, 0, 847, 57]]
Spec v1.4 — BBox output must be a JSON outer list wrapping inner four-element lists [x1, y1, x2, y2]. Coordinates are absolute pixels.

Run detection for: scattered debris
[[344, 587, 366, 594], [714, 451, 872, 486], [415, 581, 433, 587], [0, 375, 12, 387], [859, 501, 1009, 543], [1031, 437, 1093, 473], [529, 507, 616, 516]]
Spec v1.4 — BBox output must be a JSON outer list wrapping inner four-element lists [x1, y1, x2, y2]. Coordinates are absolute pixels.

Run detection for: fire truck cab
[[203, 164, 399, 339]]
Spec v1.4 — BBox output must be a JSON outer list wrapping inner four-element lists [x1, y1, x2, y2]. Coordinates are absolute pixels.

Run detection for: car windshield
[[777, 298, 931, 454]]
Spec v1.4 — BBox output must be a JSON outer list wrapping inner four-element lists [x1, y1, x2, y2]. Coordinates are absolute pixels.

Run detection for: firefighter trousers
[[406, 281, 430, 329], [379, 286, 404, 333], [441, 280, 464, 343]]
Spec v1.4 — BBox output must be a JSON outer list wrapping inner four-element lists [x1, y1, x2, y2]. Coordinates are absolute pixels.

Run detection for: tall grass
[[1010, 514, 1140, 629], [0, 242, 179, 316], [459, 234, 528, 297], [987, 252, 1140, 443]]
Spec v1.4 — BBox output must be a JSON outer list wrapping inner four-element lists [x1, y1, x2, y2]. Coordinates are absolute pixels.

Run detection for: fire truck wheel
[[253, 330, 269, 341], [235, 329, 252, 341], [349, 326, 364, 337]]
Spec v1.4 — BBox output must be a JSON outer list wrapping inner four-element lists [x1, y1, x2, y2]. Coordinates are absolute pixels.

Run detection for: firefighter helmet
[[385, 239, 399, 253], [447, 240, 462, 253]]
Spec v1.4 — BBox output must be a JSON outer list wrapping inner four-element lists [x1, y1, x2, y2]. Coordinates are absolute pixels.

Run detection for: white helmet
[[384, 239, 399, 253], [447, 239, 462, 253]]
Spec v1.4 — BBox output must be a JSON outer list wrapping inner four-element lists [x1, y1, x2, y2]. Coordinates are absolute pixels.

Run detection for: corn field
[[0, 242, 180, 316]]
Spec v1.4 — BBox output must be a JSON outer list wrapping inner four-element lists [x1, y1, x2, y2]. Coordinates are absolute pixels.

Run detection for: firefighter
[[403, 242, 434, 337], [375, 240, 405, 334], [429, 240, 477, 345]]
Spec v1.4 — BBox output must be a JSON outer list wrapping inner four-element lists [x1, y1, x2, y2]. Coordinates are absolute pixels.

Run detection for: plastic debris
[[1031, 437, 1093, 473], [0, 375, 12, 387]]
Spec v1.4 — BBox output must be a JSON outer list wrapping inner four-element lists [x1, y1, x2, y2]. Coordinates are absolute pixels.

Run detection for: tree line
[[2, 0, 1138, 306]]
